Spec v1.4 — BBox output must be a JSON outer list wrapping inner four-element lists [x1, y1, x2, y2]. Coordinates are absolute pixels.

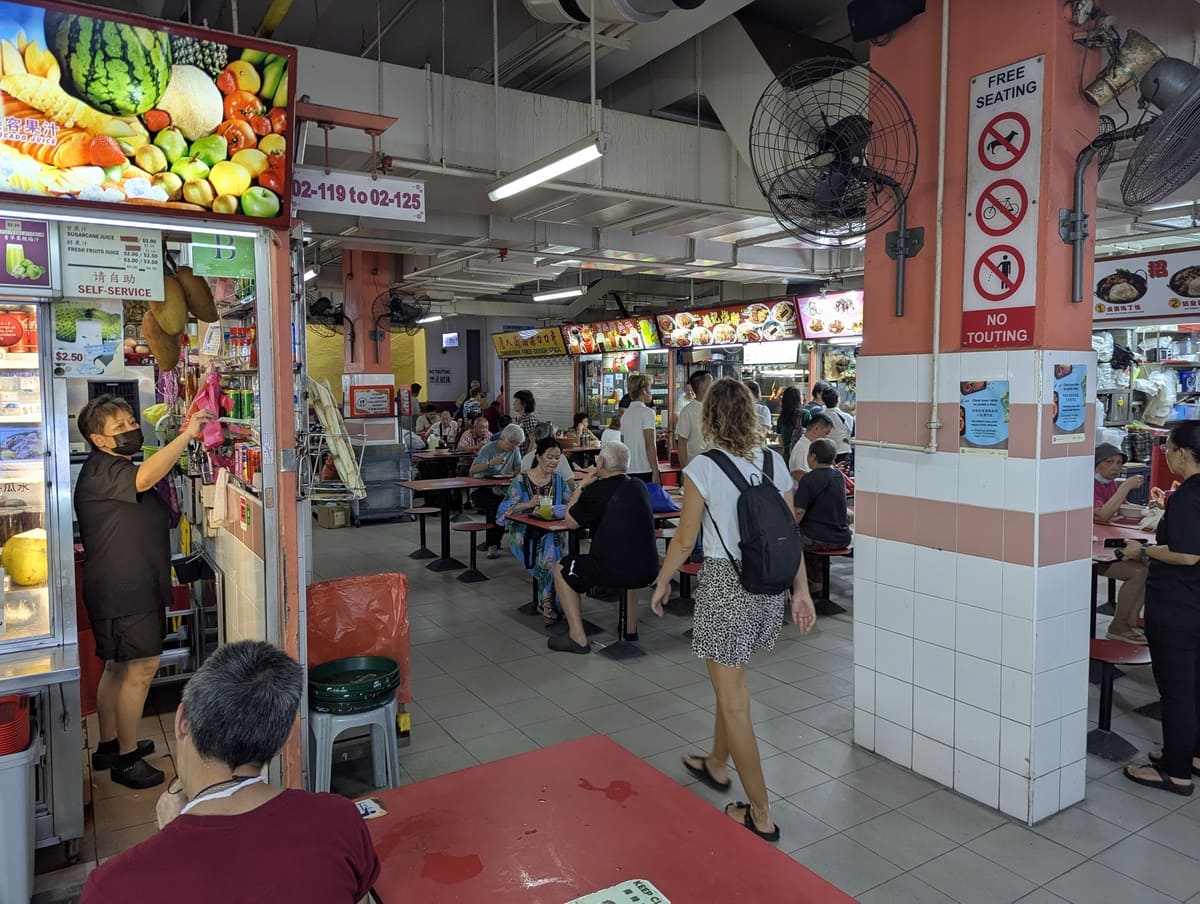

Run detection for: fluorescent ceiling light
[[826, 336, 861, 346], [532, 286, 586, 302], [487, 132, 608, 202], [416, 314, 443, 324], [304, 268, 318, 282]]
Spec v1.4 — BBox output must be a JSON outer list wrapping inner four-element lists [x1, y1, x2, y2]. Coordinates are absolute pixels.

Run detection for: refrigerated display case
[[580, 349, 670, 430]]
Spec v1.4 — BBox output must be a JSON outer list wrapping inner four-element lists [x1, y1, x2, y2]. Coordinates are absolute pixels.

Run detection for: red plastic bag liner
[[306, 573, 411, 704]]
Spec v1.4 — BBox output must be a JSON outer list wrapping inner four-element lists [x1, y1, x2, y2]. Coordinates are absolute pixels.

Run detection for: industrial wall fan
[[372, 287, 431, 337], [748, 56, 921, 315], [306, 295, 348, 338]]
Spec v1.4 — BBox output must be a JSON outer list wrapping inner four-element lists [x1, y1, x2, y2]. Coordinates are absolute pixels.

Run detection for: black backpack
[[702, 450, 802, 595]]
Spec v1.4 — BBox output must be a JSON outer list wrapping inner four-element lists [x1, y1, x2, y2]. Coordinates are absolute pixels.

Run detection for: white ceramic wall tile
[[1032, 720, 1061, 778], [955, 702, 1001, 764], [956, 654, 1002, 715], [1059, 659, 1090, 717], [960, 350, 1010, 382], [1061, 609, 1091, 667], [1031, 769, 1060, 823], [1033, 667, 1063, 727], [914, 593, 956, 650], [855, 666, 876, 713], [1036, 457, 1073, 514], [913, 733, 955, 787], [1061, 559, 1094, 614], [854, 535, 878, 582], [1001, 667, 1034, 725], [854, 577, 878, 625], [876, 538, 916, 591], [876, 585, 915, 636], [1001, 615, 1034, 673], [856, 356, 881, 402], [1059, 709, 1088, 767], [854, 622, 876, 669], [878, 355, 922, 403], [1000, 718, 1032, 777], [1007, 349, 1041, 405], [915, 547, 958, 601], [936, 351, 962, 402], [1034, 563, 1067, 622], [957, 604, 1003, 663], [876, 677, 914, 729], [957, 454, 1006, 510], [1001, 563, 1036, 620], [914, 451, 960, 505], [876, 630, 915, 682], [875, 716, 913, 769], [956, 554, 1004, 612], [1059, 759, 1086, 809], [1034, 616, 1067, 674], [913, 355, 934, 404], [999, 769, 1031, 822], [877, 449, 918, 499], [913, 640, 955, 696], [954, 750, 1001, 809], [1065, 456, 1095, 511], [1003, 457, 1038, 513], [913, 687, 955, 746], [854, 448, 879, 494], [854, 708, 875, 750]]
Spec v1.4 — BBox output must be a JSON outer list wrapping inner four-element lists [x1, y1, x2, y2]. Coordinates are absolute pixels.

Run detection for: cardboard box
[[316, 502, 350, 529]]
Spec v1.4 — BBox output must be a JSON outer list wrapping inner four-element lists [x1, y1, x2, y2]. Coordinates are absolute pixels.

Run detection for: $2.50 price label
[[293, 166, 425, 222]]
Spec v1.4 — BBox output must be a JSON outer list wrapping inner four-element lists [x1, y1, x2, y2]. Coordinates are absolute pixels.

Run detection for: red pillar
[[342, 249, 393, 374]]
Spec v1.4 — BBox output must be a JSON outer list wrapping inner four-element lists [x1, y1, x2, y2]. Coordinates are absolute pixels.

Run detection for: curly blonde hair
[[627, 372, 650, 401], [702, 377, 765, 460]]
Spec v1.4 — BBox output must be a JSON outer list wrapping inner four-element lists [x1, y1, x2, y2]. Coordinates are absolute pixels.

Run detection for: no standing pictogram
[[978, 112, 1031, 171], [974, 178, 1029, 237], [973, 245, 1025, 302]]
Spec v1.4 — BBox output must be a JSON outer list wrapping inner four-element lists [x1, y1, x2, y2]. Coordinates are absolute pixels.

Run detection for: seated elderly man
[[469, 423, 525, 558], [548, 441, 658, 654], [794, 438, 853, 553], [787, 412, 834, 478], [82, 641, 379, 903], [1094, 442, 1148, 644]]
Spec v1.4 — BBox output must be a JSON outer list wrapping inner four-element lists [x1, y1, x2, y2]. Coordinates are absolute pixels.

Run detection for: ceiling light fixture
[[533, 285, 586, 302], [487, 132, 608, 202], [303, 268, 318, 282], [416, 314, 443, 324]]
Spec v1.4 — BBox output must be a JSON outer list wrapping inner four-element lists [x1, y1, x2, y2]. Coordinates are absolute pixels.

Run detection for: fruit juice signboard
[[654, 299, 800, 348], [0, 0, 295, 226], [561, 318, 660, 354], [0, 217, 50, 293]]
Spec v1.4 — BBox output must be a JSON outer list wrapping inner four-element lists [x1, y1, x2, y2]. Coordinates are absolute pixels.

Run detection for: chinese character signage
[[61, 223, 163, 299], [492, 327, 568, 359], [561, 318, 660, 354], [0, 0, 295, 225], [960, 380, 1010, 456], [1094, 248, 1200, 320], [796, 291, 864, 340], [51, 297, 122, 377], [0, 218, 52, 294], [655, 299, 800, 348]]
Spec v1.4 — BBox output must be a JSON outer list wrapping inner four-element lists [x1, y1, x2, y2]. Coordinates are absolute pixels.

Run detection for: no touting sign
[[962, 55, 1044, 349]]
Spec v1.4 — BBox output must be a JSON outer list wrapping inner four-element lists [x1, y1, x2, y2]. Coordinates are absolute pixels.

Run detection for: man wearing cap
[[1094, 442, 1147, 644]]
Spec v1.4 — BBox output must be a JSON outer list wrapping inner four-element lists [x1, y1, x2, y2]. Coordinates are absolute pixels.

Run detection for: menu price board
[[655, 299, 800, 348], [62, 223, 162, 299], [0, 218, 52, 294], [492, 326, 568, 359], [562, 317, 659, 355], [0, 0, 295, 226], [796, 291, 864, 340], [1093, 247, 1200, 320]]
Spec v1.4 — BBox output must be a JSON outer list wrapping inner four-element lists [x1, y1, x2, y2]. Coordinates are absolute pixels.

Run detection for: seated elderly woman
[[498, 436, 573, 625], [565, 412, 597, 447], [81, 641, 380, 903]]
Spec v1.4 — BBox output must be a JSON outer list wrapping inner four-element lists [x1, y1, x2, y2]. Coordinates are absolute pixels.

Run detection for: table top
[[397, 476, 510, 492], [365, 735, 855, 903], [504, 509, 678, 532], [413, 450, 474, 461], [1093, 518, 1153, 561]]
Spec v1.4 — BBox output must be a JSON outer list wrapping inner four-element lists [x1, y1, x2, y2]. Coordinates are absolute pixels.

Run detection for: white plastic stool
[[309, 697, 400, 793]]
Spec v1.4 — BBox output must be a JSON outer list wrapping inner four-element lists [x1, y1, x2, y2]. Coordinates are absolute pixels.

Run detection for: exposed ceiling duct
[[524, 0, 706, 25]]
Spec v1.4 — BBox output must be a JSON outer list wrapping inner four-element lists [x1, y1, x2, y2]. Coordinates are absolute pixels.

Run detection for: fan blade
[[1122, 69, 1200, 206]]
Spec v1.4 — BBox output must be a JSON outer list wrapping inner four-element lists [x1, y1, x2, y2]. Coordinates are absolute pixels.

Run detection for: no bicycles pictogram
[[974, 178, 1029, 237], [977, 112, 1031, 171], [973, 245, 1025, 303]]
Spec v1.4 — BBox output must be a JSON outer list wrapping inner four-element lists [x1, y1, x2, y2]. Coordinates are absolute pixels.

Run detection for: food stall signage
[[796, 291, 863, 339], [191, 233, 255, 279], [51, 297, 123, 377], [1093, 248, 1200, 320], [655, 299, 800, 348], [962, 56, 1044, 349], [491, 327, 568, 359], [0, 0, 296, 226], [0, 218, 53, 294], [561, 317, 659, 354], [293, 166, 425, 222], [61, 222, 162, 299]]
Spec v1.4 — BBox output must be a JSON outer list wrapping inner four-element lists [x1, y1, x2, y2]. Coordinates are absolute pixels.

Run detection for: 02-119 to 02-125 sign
[[290, 167, 427, 221]]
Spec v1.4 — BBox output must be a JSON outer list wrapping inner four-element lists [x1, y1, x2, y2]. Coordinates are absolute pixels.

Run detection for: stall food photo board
[[654, 298, 800, 347], [1094, 247, 1200, 321], [561, 317, 659, 354], [796, 291, 863, 340]]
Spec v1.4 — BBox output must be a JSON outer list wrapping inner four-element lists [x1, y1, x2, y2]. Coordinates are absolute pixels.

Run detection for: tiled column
[[852, 1, 1103, 823]]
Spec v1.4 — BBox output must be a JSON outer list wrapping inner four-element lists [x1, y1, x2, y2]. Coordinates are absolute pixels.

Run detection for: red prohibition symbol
[[973, 245, 1025, 302], [974, 178, 1028, 236], [978, 112, 1031, 171]]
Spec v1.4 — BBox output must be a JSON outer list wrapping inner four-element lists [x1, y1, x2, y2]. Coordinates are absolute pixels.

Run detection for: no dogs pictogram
[[974, 178, 1028, 236], [978, 112, 1031, 171], [973, 245, 1025, 302]]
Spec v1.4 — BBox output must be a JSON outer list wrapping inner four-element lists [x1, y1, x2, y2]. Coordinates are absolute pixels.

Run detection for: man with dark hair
[[793, 437, 852, 553], [674, 370, 713, 467], [74, 396, 213, 789], [81, 641, 380, 903], [787, 412, 834, 478]]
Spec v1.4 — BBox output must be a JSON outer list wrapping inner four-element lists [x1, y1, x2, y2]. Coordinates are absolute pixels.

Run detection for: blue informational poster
[[1052, 363, 1088, 444], [960, 380, 1010, 456]]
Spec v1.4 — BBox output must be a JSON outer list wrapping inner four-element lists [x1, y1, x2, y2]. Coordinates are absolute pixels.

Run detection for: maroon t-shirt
[[81, 790, 380, 904]]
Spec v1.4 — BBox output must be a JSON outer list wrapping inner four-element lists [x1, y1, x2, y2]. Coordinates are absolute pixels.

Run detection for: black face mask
[[108, 428, 144, 456]]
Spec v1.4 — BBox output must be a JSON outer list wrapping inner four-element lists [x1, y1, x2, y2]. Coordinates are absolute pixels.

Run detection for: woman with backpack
[[650, 378, 816, 844]]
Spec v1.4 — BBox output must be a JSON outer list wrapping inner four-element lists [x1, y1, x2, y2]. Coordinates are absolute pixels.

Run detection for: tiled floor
[[34, 512, 1200, 903]]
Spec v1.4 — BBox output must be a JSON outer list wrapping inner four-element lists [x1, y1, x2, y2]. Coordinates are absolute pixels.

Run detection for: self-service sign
[[962, 56, 1044, 349]]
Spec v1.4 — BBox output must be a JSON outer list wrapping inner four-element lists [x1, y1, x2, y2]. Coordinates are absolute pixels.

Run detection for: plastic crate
[[0, 695, 30, 756]]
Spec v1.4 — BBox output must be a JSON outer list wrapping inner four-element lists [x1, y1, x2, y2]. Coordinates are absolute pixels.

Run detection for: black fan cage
[[749, 57, 918, 240], [1121, 76, 1200, 207]]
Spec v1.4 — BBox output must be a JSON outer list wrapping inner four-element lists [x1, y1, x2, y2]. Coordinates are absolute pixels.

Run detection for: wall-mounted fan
[[748, 56, 921, 315], [371, 287, 431, 337], [306, 295, 348, 338]]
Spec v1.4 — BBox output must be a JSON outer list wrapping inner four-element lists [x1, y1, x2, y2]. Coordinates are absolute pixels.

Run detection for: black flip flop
[[1148, 750, 1200, 777], [683, 755, 730, 792], [725, 801, 781, 842], [1124, 763, 1195, 797]]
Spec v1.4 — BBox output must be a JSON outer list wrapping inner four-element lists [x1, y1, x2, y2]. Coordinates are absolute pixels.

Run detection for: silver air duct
[[523, 0, 705, 25]]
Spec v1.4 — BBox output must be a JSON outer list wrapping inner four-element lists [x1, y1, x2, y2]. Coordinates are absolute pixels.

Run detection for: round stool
[[404, 506, 439, 559], [308, 696, 400, 793], [452, 522, 494, 582]]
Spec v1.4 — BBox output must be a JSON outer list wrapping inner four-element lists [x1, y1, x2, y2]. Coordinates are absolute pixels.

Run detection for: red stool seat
[[680, 562, 702, 576], [1089, 638, 1152, 666], [452, 523, 495, 583], [1088, 637, 1152, 762], [452, 522, 494, 533], [404, 506, 440, 516], [804, 548, 852, 616], [808, 548, 852, 557], [405, 507, 441, 560]]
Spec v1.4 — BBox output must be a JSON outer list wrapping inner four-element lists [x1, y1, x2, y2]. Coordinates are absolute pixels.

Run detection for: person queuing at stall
[[621, 373, 660, 484], [427, 408, 460, 447], [745, 381, 773, 433], [74, 396, 215, 790], [649, 378, 815, 843], [777, 386, 804, 459], [675, 370, 713, 468], [498, 437, 574, 625], [81, 641, 380, 903], [457, 415, 492, 453], [805, 381, 832, 419], [512, 389, 540, 453], [414, 403, 439, 437], [548, 441, 658, 654], [565, 412, 597, 447], [1094, 442, 1149, 644], [793, 437, 853, 560], [469, 423, 526, 558], [819, 386, 854, 461], [788, 413, 834, 479], [1123, 422, 1200, 797]]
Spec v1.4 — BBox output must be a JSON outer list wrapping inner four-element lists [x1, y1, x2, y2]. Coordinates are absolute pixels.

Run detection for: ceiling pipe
[[360, 0, 421, 57], [255, 0, 294, 37]]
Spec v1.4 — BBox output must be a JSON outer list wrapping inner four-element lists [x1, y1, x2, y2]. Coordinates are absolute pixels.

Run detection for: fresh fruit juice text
[[0, 6, 288, 219]]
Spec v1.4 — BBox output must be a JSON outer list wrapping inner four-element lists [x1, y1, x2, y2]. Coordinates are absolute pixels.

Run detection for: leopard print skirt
[[691, 557, 786, 668]]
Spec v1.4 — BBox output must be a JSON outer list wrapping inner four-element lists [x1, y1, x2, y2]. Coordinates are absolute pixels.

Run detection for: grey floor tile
[[410, 673, 464, 699], [631, 663, 707, 690], [752, 684, 827, 715], [967, 824, 1085, 886], [755, 753, 832, 797], [625, 691, 696, 721], [912, 848, 1036, 904], [794, 701, 855, 735], [787, 834, 903, 897], [656, 709, 715, 744], [840, 761, 941, 809], [1096, 764, 1197, 812], [576, 702, 652, 734], [460, 729, 540, 764], [640, 745, 698, 784], [1101, 833, 1200, 901], [794, 673, 854, 700], [551, 683, 619, 713], [673, 680, 720, 707], [856, 873, 960, 904], [608, 723, 687, 758], [764, 798, 839, 853], [590, 672, 664, 701], [417, 689, 491, 720], [754, 658, 821, 685], [755, 715, 826, 750], [1013, 892, 1070, 904], [845, 811, 958, 870], [900, 789, 1009, 844], [1030, 806, 1130, 857], [491, 696, 568, 728], [791, 737, 880, 777], [438, 708, 513, 742], [1045, 861, 1178, 904], [473, 680, 544, 707], [1138, 810, 1200, 859], [401, 744, 479, 781], [787, 779, 891, 830], [403, 720, 457, 752], [521, 716, 595, 747], [1078, 781, 1171, 832]]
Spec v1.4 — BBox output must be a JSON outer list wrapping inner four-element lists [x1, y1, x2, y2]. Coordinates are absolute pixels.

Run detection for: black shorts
[[558, 553, 606, 594], [93, 610, 165, 663]]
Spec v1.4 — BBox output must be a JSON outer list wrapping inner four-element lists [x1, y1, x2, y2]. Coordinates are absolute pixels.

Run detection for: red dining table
[[364, 735, 856, 903]]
